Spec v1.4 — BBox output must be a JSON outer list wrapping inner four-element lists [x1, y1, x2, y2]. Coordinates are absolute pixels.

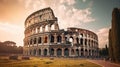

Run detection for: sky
[[0, 0, 120, 48]]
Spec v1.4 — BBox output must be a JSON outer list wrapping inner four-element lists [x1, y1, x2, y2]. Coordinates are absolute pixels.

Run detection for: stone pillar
[[62, 48, 64, 57], [37, 27, 39, 33], [48, 24, 51, 32], [54, 33, 57, 43], [41, 48, 43, 56], [61, 33, 65, 43], [54, 48, 57, 57], [69, 48, 71, 57], [73, 36, 77, 44], [47, 48, 50, 56], [79, 48, 81, 56]]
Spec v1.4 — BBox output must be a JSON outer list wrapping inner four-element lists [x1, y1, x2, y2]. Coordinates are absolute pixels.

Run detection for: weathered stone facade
[[23, 7, 99, 58], [109, 8, 120, 62]]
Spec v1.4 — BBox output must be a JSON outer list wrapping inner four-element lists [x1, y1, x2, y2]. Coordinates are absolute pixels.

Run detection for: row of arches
[[25, 22, 59, 37], [26, 34, 98, 48], [29, 35, 62, 44], [27, 48, 98, 57]]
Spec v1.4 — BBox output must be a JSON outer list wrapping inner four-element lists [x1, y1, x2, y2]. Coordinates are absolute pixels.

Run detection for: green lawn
[[0, 56, 101, 67]]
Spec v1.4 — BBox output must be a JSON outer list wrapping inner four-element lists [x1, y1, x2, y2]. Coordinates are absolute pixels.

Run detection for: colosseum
[[23, 7, 99, 58]]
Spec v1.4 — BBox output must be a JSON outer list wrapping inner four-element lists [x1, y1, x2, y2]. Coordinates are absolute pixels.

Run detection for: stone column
[[69, 48, 71, 57], [54, 33, 57, 43], [54, 48, 57, 57], [41, 48, 43, 56], [62, 48, 64, 57], [61, 33, 65, 43], [48, 24, 51, 32], [47, 48, 50, 56], [37, 27, 39, 33]]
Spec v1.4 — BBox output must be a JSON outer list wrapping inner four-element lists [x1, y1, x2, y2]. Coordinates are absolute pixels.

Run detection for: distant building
[[23, 7, 99, 57], [109, 8, 120, 62]]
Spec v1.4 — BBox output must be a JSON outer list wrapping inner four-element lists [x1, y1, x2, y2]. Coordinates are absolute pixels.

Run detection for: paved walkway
[[87, 60, 120, 67]]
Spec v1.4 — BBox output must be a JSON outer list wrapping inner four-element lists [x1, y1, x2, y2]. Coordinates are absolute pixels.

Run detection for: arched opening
[[30, 50, 32, 55], [33, 49, 36, 55], [40, 27, 42, 32], [76, 37, 79, 44], [44, 36, 47, 43], [30, 39, 32, 44], [71, 49, 74, 55], [51, 24, 55, 30], [80, 38, 83, 45], [50, 35, 54, 43], [34, 38, 37, 44], [38, 49, 41, 55], [45, 25, 48, 31], [85, 49, 88, 57], [76, 49, 79, 56], [64, 48, 69, 57], [50, 48, 54, 56], [38, 37, 41, 44], [57, 35, 62, 43], [35, 28, 38, 33], [81, 48, 84, 56], [85, 39, 87, 45], [44, 49, 47, 56], [57, 48, 62, 56]]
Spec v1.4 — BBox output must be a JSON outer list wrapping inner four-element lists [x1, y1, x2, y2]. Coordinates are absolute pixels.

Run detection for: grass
[[0, 56, 101, 67]]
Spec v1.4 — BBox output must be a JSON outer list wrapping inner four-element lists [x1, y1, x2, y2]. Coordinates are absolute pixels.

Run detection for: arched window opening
[[34, 38, 37, 44], [38, 37, 41, 44], [50, 48, 54, 56], [64, 48, 69, 57], [44, 36, 48, 43], [50, 35, 54, 43], [80, 38, 83, 45], [57, 35, 62, 43], [45, 25, 48, 32], [76, 37, 79, 44], [57, 48, 62, 56], [85, 39, 87, 45], [30, 39, 32, 44], [44, 49, 47, 56], [51, 24, 55, 30]]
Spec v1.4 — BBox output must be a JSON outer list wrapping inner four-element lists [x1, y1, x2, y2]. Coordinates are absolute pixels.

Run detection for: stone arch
[[85, 39, 87, 45], [57, 35, 62, 43], [50, 48, 54, 56], [30, 39, 32, 44], [64, 48, 69, 57], [76, 37, 79, 44], [71, 49, 75, 55], [57, 48, 62, 56], [30, 49, 32, 55], [81, 48, 84, 56], [33, 49, 36, 55], [45, 25, 48, 31], [40, 26, 43, 32], [76, 49, 79, 56], [34, 38, 37, 44], [35, 27, 38, 33], [50, 35, 54, 43], [44, 49, 47, 56], [44, 36, 48, 43], [38, 49, 41, 55], [38, 37, 42, 44], [51, 24, 55, 30], [69, 36, 74, 43], [80, 38, 83, 45]]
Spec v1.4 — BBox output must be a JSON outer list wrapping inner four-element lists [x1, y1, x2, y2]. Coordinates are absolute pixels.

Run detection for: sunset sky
[[0, 0, 120, 48]]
